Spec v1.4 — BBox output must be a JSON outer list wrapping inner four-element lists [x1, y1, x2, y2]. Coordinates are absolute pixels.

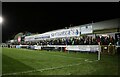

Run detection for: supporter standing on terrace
[[109, 36, 115, 45], [96, 36, 101, 45]]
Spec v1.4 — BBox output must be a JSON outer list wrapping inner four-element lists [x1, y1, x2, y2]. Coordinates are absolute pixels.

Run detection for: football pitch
[[2, 48, 118, 75]]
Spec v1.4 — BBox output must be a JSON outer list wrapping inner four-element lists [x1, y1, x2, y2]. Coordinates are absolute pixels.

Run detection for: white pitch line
[[2, 56, 97, 75], [2, 63, 82, 75], [2, 50, 98, 75]]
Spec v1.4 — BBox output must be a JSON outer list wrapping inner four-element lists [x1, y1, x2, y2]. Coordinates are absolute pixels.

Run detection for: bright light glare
[[0, 16, 3, 24]]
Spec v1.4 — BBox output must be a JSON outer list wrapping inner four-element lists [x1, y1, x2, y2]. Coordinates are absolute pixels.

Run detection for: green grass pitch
[[2, 48, 118, 75]]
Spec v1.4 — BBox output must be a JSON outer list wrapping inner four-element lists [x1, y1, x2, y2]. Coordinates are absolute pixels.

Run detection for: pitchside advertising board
[[34, 45, 41, 50], [65, 45, 100, 52], [50, 28, 80, 38]]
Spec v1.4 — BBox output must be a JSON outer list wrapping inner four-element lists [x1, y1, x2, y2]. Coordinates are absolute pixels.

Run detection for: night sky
[[2, 2, 119, 42]]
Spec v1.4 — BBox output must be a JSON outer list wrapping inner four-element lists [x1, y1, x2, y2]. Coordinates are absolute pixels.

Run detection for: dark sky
[[2, 2, 119, 42]]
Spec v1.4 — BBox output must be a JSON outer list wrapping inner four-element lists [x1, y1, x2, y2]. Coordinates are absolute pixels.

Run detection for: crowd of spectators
[[23, 35, 117, 46], [3, 35, 120, 49]]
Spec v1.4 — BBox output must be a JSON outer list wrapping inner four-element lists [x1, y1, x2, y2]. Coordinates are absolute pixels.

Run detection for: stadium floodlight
[[0, 16, 3, 24]]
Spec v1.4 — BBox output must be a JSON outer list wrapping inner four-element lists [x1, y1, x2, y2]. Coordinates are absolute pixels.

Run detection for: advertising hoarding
[[50, 28, 80, 38], [81, 25, 93, 34]]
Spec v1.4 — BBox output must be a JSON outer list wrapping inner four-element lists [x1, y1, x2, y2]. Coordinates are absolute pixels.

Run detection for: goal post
[[98, 45, 101, 60]]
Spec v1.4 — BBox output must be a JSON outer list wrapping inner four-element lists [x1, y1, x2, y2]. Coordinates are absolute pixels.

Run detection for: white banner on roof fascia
[[25, 35, 35, 41], [50, 28, 80, 38], [25, 33, 51, 41], [25, 27, 80, 41], [34, 34, 50, 40], [81, 25, 93, 34]]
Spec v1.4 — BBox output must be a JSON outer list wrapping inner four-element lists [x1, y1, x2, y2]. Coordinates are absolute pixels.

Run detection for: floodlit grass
[[2, 48, 118, 75]]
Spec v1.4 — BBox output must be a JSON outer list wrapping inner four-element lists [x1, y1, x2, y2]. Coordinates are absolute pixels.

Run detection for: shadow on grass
[[2, 54, 34, 74]]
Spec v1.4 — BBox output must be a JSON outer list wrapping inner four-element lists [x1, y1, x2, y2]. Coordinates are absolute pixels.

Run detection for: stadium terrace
[[1, 18, 120, 55]]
